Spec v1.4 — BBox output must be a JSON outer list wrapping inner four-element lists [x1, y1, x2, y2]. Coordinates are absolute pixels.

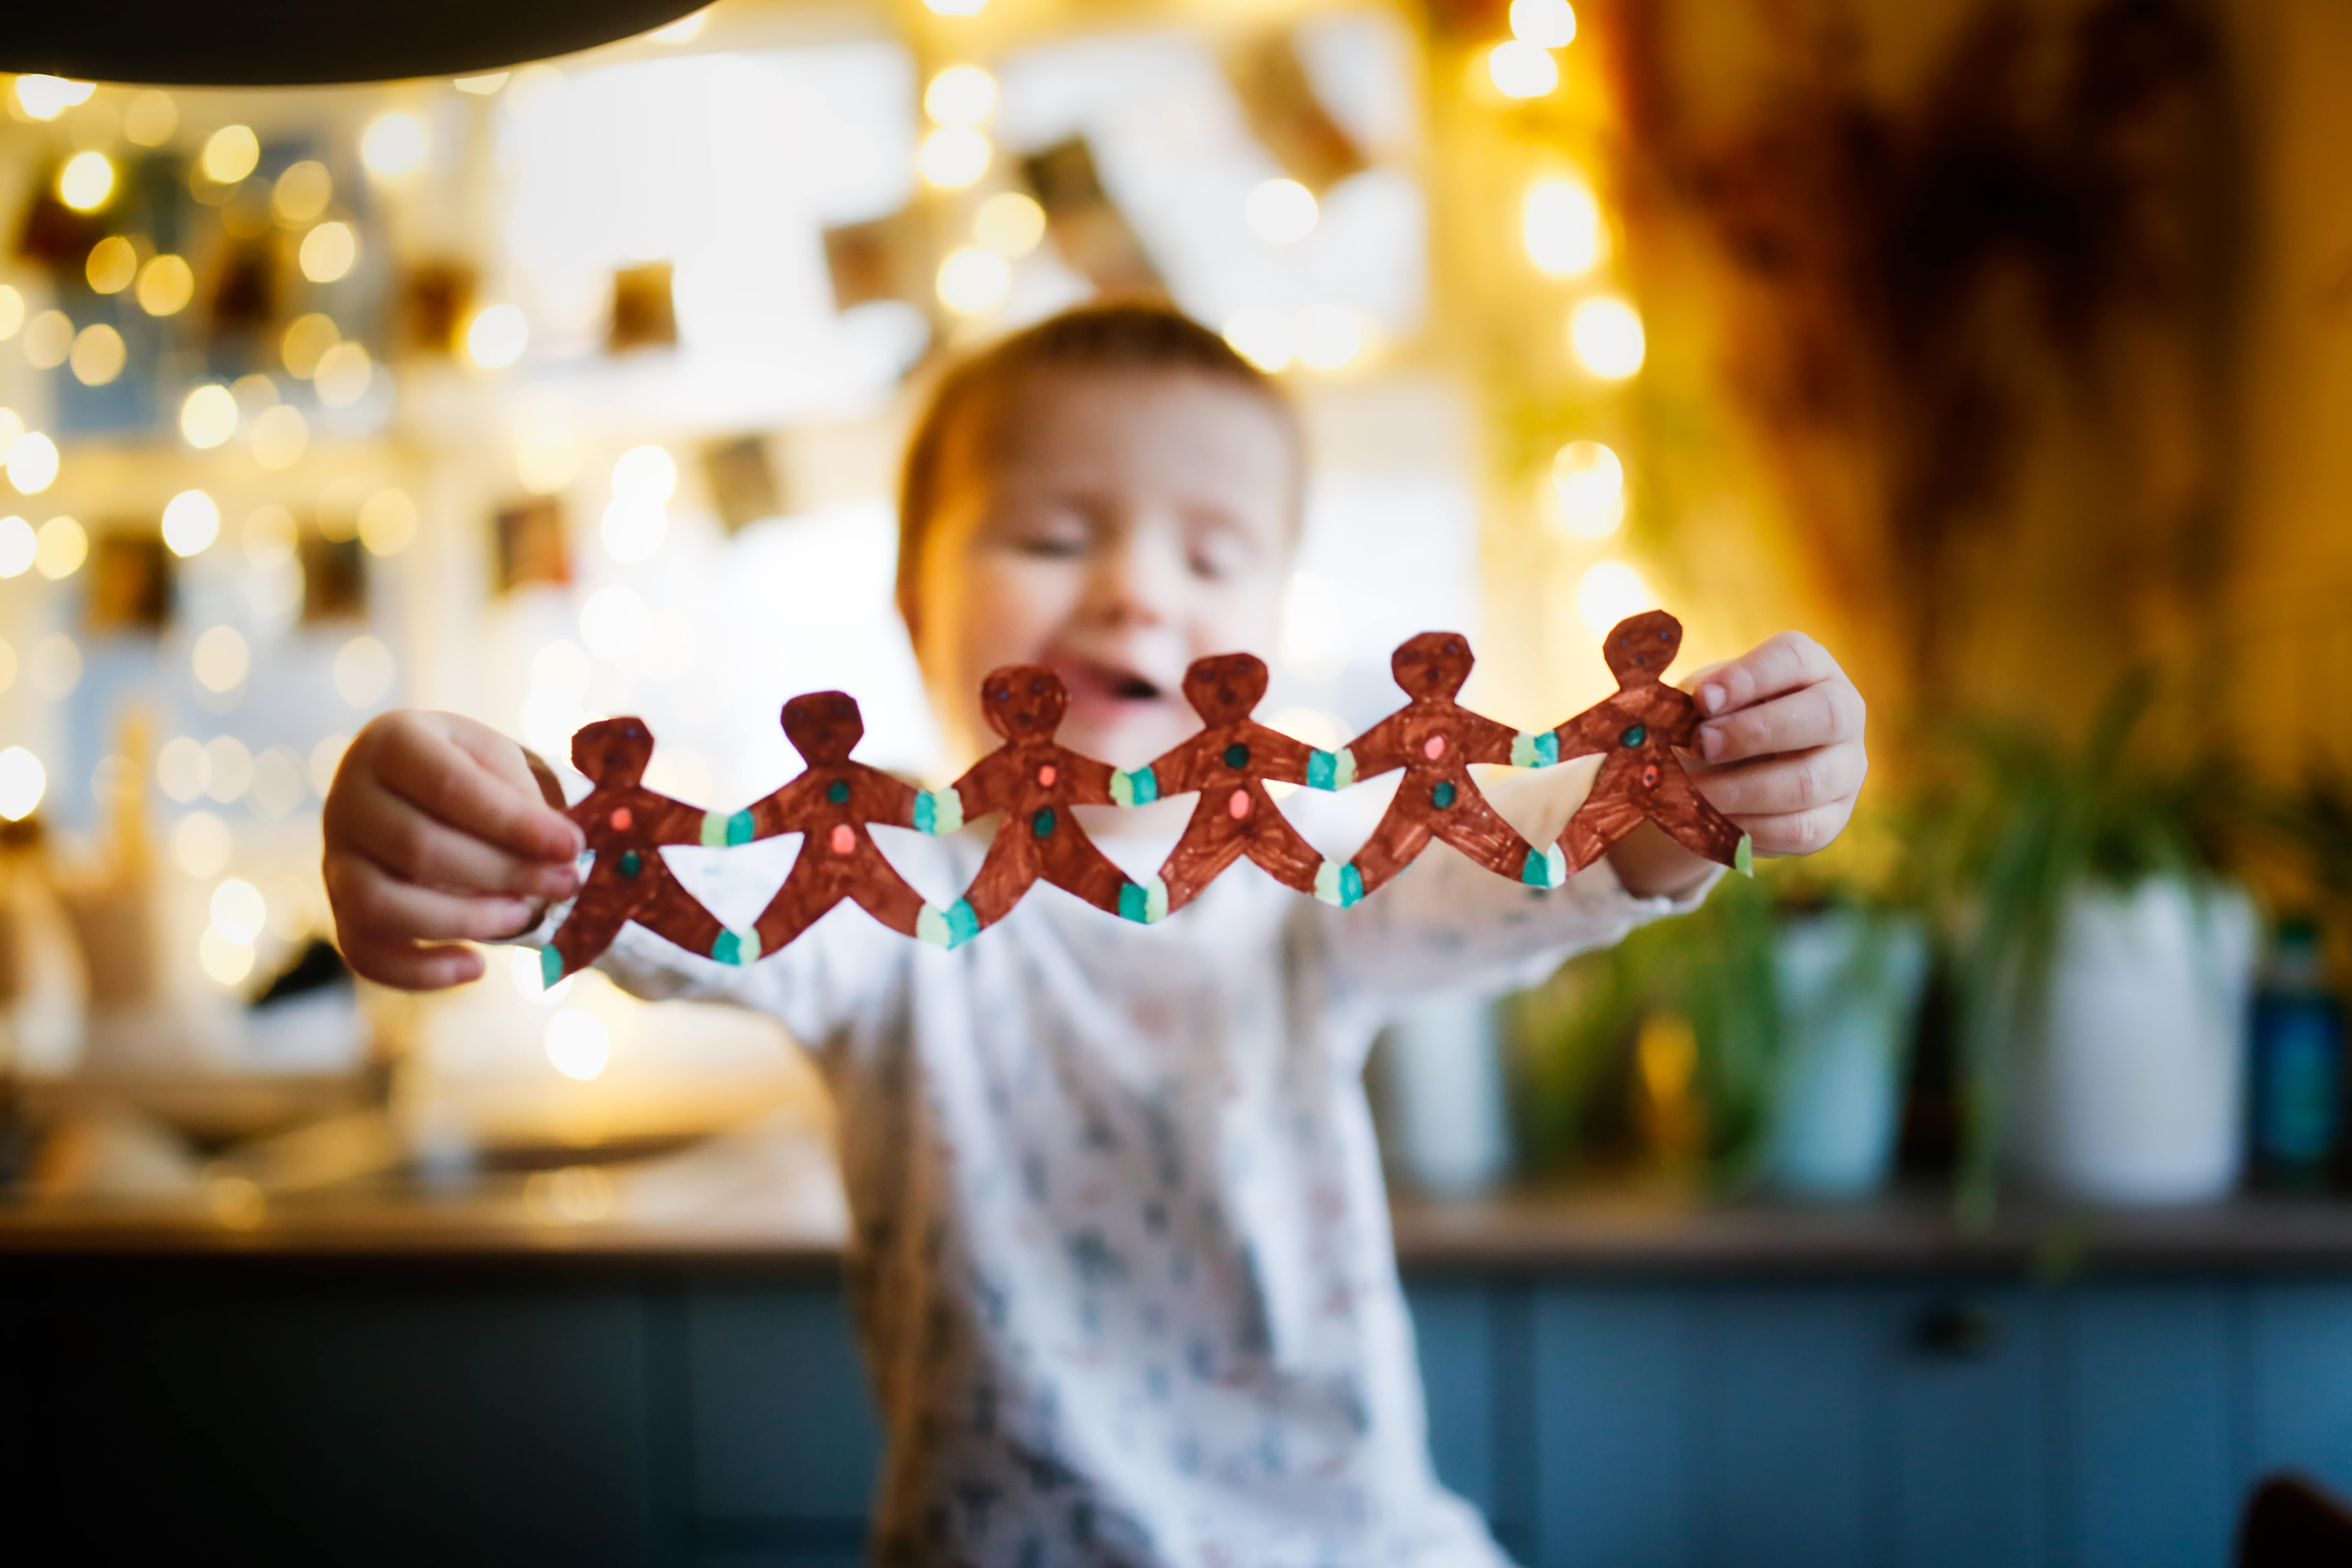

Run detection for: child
[[322, 304, 1867, 1565]]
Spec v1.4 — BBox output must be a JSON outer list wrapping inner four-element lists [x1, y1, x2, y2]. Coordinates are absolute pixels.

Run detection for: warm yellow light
[[580, 585, 650, 659], [314, 340, 373, 406], [204, 735, 253, 802], [173, 810, 232, 878], [361, 113, 425, 177], [0, 639, 13, 694], [335, 636, 395, 707], [649, 8, 709, 41], [465, 304, 528, 368], [919, 126, 991, 189], [453, 72, 510, 96], [123, 90, 177, 147], [1524, 175, 1603, 277], [517, 423, 582, 495], [229, 374, 276, 418], [69, 324, 125, 386], [29, 634, 79, 697], [0, 747, 46, 822], [925, 0, 986, 13], [199, 927, 255, 986], [1551, 440, 1625, 538], [1244, 178, 1318, 244], [0, 517, 31, 578], [1510, 0, 1577, 47], [137, 254, 195, 316], [201, 124, 261, 184], [545, 1009, 611, 1079], [1222, 307, 1294, 373], [1569, 295, 1645, 378], [532, 639, 593, 697], [974, 191, 1045, 257], [243, 504, 297, 566], [358, 488, 417, 556], [610, 445, 677, 505], [272, 160, 334, 224], [925, 65, 997, 127], [158, 735, 208, 802], [192, 625, 250, 692], [250, 404, 309, 469], [209, 877, 267, 945], [309, 734, 351, 798], [936, 246, 1009, 314], [1489, 40, 1559, 98], [34, 516, 87, 580], [1293, 303, 1363, 370], [181, 384, 239, 448], [299, 221, 357, 283], [280, 313, 340, 378], [162, 490, 221, 557], [15, 76, 95, 121], [1576, 559, 1655, 633], [0, 286, 20, 338], [8, 432, 60, 493], [22, 310, 73, 369], [600, 500, 667, 564], [86, 236, 139, 294], [0, 408, 18, 454]]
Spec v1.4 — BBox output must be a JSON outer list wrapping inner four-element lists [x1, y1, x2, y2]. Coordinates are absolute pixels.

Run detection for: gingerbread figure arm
[[737, 774, 817, 842], [1453, 709, 1526, 767], [1548, 701, 1623, 762], [1243, 724, 1315, 784], [1060, 749, 1117, 807], [856, 766, 921, 830], [1119, 735, 1210, 806], [629, 787, 715, 846], [1321, 714, 1403, 789]]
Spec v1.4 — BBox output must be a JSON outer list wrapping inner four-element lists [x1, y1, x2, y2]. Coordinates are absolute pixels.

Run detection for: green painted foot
[[1116, 876, 1168, 924], [926, 898, 979, 949], [914, 788, 965, 837], [712, 927, 760, 966], [538, 945, 565, 989], [1522, 844, 1567, 889], [1314, 861, 1364, 908], [1734, 833, 1754, 877]]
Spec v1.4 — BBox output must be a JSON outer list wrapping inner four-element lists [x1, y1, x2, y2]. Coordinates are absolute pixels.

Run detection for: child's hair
[[894, 300, 1300, 635]]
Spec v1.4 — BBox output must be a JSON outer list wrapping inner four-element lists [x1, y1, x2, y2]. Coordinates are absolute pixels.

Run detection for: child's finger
[[339, 936, 488, 991], [1690, 743, 1868, 818], [1735, 801, 1857, 858], [1696, 678, 1864, 764], [326, 856, 540, 943], [1694, 631, 1841, 718], [376, 719, 581, 863], [331, 780, 579, 898]]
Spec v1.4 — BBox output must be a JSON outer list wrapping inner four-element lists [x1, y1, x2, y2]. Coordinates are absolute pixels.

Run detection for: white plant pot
[[1764, 910, 1931, 1199], [2006, 878, 2257, 1205]]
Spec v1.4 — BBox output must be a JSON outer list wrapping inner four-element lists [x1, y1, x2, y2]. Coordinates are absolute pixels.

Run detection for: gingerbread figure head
[[1181, 652, 1269, 725], [1602, 610, 1683, 686], [571, 716, 655, 785], [1391, 632, 1474, 701], [979, 664, 1070, 741], [781, 691, 865, 764]]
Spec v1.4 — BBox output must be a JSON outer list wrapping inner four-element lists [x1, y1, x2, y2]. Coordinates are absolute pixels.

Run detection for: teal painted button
[[1430, 781, 1457, 810], [1223, 743, 1250, 770], [826, 779, 849, 804], [1620, 724, 1647, 748], [618, 849, 643, 878], [1032, 807, 1057, 838]]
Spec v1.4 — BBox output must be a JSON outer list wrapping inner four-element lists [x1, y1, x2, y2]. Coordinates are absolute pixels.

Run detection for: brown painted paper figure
[[542, 717, 730, 984], [1548, 610, 1752, 875], [1313, 632, 1567, 907], [705, 691, 953, 963], [1111, 652, 1323, 916], [930, 665, 1151, 941]]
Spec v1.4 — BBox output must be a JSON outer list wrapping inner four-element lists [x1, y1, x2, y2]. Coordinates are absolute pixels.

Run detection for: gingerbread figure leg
[[1156, 811, 1249, 916], [1240, 810, 1324, 898], [843, 850, 934, 939], [1557, 791, 1651, 874], [633, 868, 734, 961], [750, 860, 848, 960], [952, 836, 1040, 939], [545, 899, 629, 984], [1333, 806, 1431, 906], [1040, 833, 1144, 922], [1645, 768, 1753, 873], [1431, 792, 1564, 890]]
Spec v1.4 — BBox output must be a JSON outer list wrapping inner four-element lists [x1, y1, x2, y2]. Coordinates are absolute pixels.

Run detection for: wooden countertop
[[10, 1127, 2352, 1275]]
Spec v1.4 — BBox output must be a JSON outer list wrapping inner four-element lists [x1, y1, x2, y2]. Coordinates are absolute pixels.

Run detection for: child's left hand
[[1605, 631, 1867, 896]]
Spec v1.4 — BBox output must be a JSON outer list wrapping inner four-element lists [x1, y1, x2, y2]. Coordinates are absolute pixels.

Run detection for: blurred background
[[3, 1, 2352, 1562]]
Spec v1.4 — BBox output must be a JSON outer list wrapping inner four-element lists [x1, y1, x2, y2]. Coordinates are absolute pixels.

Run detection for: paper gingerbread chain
[[541, 612, 1752, 980]]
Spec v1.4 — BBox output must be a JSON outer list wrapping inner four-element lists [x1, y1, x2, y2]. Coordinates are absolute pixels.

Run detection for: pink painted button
[[609, 807, 633, 830], [829, 823, 856, 854], [1227, 788, 1251, 821], [1037, 763, 1057, 787], [1423, 735, 1447, 760]]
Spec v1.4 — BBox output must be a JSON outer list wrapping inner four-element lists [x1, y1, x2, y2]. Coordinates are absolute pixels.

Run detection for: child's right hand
[[321, 711, 584, 990]]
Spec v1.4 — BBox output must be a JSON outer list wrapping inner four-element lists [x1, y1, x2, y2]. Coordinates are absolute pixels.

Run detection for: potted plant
[[1925, 671, 2258, 1214]]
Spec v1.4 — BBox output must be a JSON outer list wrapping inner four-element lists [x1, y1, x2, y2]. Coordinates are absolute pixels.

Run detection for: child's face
[[912, 368, 1297, 769]]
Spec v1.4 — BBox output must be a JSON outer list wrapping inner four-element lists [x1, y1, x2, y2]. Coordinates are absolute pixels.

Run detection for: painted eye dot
[[1029, 678, 1044, 694], [609, 807, 633, 830]]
